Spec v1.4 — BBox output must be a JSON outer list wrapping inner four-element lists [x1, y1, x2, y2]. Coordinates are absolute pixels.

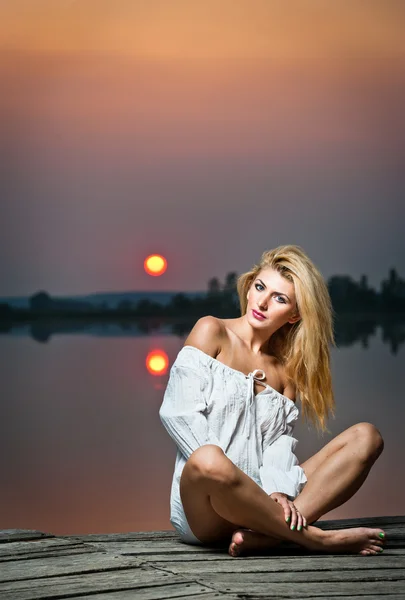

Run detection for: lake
[[0, 321, 404, 535]]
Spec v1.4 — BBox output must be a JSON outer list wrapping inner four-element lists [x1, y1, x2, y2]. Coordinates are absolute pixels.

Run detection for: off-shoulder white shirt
[[159, 345, 307, 539]]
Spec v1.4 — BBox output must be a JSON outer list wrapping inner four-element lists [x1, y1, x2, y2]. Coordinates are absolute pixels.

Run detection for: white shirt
[[159, 345, 307, 534]]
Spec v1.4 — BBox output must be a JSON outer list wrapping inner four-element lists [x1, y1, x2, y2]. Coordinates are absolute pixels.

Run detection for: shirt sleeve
[[259, 431, 307, 499], [159, 361, 225, 460], [260, 400, 307, 499]]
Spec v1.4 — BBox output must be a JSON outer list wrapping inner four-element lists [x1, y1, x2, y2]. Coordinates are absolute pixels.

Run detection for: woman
[[159, 245, 385, 556]]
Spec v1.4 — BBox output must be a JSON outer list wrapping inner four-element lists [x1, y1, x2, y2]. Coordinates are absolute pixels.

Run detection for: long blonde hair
[[237, 245, 335, 430]]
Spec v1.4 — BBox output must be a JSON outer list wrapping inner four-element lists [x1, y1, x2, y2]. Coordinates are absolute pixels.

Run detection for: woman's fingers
[[288, 504, 305, 531], [296, 510, 304, 532], [272, 494, 293, 524], [280, 499, 292, 524], [289, 504, 298, 530], [271, 495, 305, 532]]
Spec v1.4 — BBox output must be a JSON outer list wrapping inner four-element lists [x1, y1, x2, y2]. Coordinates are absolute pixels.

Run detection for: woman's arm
[[260, 377, 306, 498], [260, 431, 306, 498], [159, 316, 226, 459]]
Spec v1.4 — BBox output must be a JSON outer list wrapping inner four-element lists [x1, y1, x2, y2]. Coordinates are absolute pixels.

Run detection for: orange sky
[[1, 0, 404, 64], [0, 1, 404, 296]]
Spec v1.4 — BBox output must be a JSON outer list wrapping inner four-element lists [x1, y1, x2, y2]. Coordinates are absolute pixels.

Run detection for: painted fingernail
[[297, 525, 302, 531], [286, 516, 291, 523], [291, 525, 295, 531], [379, 532, 385, 539]]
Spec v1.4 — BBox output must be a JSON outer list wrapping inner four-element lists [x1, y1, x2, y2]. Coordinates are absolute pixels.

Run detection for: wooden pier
[[1, 516, 404, 599]]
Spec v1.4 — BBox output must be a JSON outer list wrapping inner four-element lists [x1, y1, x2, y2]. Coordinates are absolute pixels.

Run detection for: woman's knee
[[351, 422, 384, 462], [186, 444, 238, 487]]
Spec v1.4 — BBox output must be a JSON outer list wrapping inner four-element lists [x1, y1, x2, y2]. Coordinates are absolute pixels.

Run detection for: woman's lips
[[252, 309, 266, 320]]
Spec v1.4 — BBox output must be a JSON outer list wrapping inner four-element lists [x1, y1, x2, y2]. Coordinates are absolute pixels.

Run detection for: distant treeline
[[0, 268, 404, 321]]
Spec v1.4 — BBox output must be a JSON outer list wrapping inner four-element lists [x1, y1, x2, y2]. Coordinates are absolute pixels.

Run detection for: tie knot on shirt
[[248, 369, 266, 381], [243, 369, 267, 440]]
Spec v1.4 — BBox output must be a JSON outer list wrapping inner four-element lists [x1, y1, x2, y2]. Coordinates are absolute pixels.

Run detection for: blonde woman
[[159, 245, 385, 556]]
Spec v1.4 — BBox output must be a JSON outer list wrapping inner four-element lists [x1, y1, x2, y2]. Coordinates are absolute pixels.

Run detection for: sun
[[144, 254, 167, 276], [146, 350, 169, 375]]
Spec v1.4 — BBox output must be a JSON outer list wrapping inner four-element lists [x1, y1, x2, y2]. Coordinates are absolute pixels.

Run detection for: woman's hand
[[269, 492, 307, 531]]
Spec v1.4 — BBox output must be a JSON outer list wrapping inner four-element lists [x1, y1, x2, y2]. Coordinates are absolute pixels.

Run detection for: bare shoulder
[[183, 316, 226, 358]]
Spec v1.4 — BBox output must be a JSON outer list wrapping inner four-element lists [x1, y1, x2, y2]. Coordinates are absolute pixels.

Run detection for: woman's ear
[[288, 312, 301, 324]]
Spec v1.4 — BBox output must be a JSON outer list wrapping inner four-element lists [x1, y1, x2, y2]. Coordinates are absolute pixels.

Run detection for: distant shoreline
[[1, 268, 404, 322], [1, 309, 405, 321]]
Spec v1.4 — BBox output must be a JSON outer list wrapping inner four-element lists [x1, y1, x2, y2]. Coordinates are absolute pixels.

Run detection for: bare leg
[[230, 422, 384, 556], [296, 422, 383, 522], [180, 444, 385, 556]]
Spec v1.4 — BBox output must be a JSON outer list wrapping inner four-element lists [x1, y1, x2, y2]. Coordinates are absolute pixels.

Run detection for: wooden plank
[[0, 571, 211, 600], [100, 548, 234, 561], [203, 580, 405, 597], [317, 516, 405, 528], [200, 568, 405, 583], [79, 587, 234, 600], [0, 546, 102, 563], [0, 531, 53, 544], [297, 597, 405, 600], [0, 519, 403, 600], [0, 552, 144, 582], [86, 539, 404, 558], [81, 591, 236, 600], [0, 538, 93, 560], [70, 531, 178, 543], [0, 531, 50, 544], [85, 540, 214, 556], [148, 555, 405, 573], [295, 597, 405, 600], [146, 552, 405, 564]]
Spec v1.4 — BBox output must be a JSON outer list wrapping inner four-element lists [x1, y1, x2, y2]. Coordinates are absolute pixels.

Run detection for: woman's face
[[246, 267, 300, 332]]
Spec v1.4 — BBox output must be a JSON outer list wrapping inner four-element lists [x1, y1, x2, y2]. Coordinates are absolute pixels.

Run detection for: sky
[[1, 0, 404, 296]]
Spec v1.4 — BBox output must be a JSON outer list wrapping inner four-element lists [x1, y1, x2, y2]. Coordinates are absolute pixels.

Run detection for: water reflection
[[0, 328, 403, 536], [146, 349, 169, 376], [1, 315, 405, 355]]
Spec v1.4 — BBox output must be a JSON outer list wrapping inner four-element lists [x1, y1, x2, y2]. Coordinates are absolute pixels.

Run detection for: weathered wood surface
[[0, 516, 404, 599]]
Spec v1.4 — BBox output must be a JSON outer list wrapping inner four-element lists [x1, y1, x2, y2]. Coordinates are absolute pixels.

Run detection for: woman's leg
[[230, 422, 384, 556], [295, 422, 384, 522], [180, 444, 385, 555]]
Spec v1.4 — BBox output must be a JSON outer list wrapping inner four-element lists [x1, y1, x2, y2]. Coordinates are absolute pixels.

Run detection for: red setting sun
[[144, 254, 167, 276], [146, 350, 169, 376]]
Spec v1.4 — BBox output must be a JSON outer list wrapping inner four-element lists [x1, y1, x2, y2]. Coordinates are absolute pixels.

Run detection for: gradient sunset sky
[[1, 0, 404, 296]]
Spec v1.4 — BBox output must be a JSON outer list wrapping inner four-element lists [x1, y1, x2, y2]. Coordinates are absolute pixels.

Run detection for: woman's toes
[[229, 531, 246, 557], [233, 531, 244, 546], [360, 549, 371, 556]]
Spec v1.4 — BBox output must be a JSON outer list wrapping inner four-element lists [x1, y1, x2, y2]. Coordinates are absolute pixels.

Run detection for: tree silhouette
[[207, 277, 221, 296], [30, 291, 52, 311]]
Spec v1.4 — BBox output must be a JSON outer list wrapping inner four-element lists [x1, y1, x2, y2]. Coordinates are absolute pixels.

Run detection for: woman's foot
[[228, 529, 279, 557], [228, 526, 386, 557], [316, 527, 385, 556]]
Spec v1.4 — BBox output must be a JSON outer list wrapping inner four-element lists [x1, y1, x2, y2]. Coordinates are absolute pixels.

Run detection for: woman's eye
[[276, 295, 286, 303], [255, 283, 264, 291]]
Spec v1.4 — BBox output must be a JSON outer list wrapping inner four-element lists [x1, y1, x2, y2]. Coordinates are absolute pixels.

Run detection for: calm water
[[0, 325, 404, 535]]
